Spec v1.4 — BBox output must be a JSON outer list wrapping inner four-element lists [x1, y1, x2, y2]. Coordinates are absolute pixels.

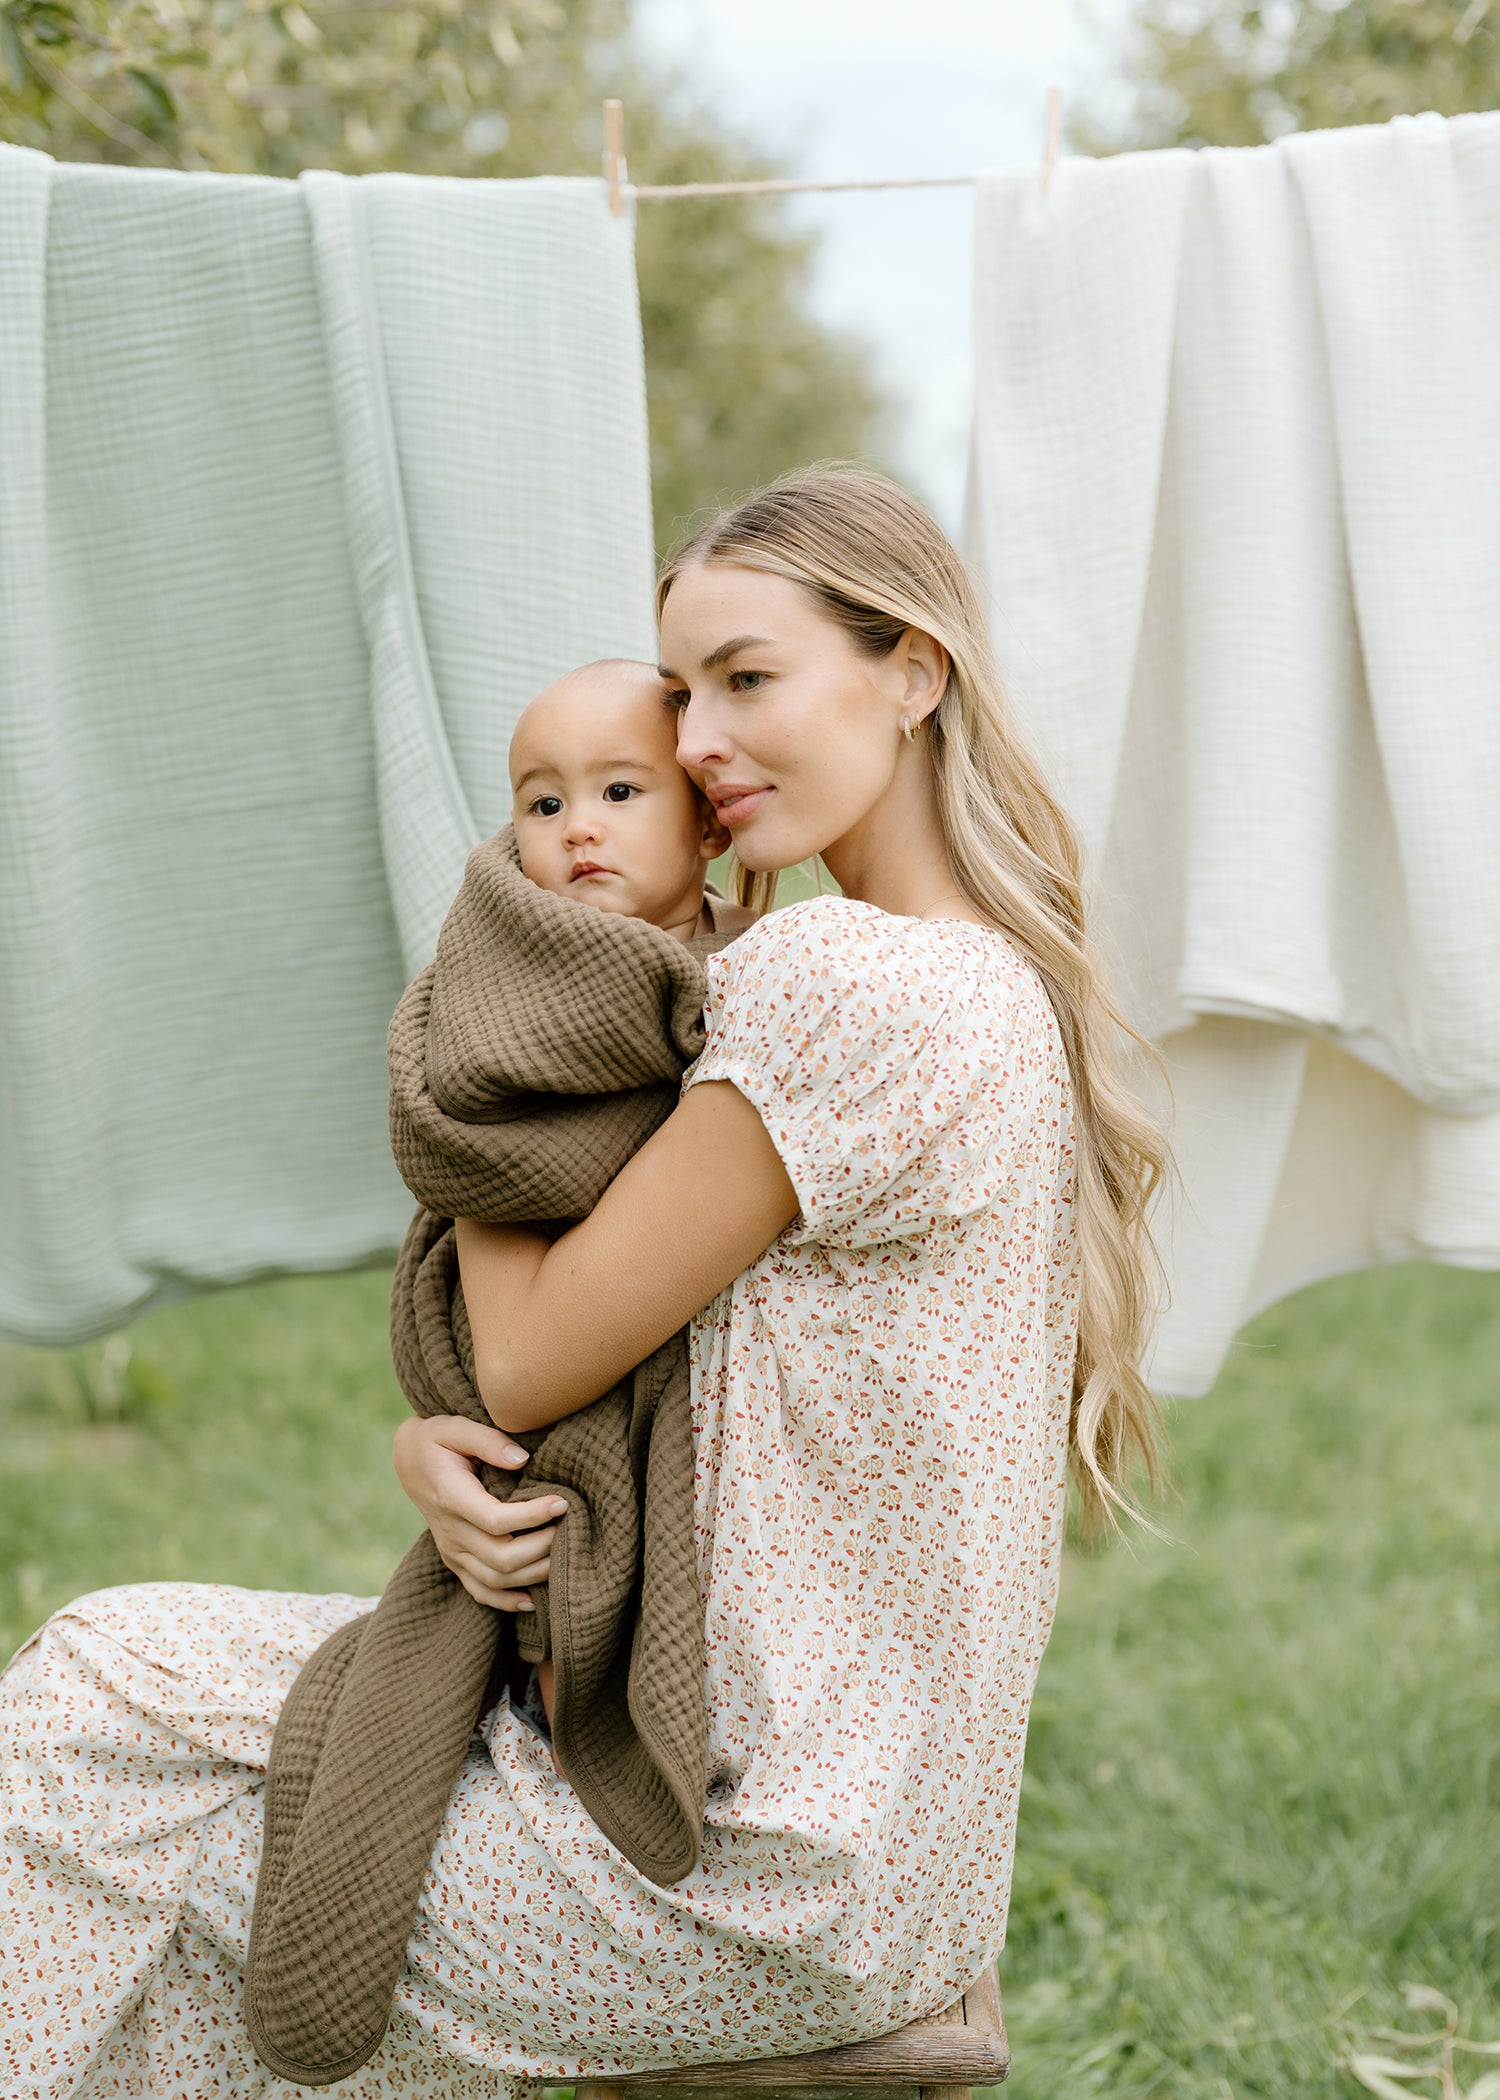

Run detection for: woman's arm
[[456, 1078, 798, 1434]]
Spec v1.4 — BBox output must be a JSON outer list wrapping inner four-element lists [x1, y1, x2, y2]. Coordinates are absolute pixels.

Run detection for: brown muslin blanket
[[244, 827, 752, 2086]]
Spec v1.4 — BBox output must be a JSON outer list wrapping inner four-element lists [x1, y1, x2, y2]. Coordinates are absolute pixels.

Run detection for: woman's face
[[658, 562, 938, 873]]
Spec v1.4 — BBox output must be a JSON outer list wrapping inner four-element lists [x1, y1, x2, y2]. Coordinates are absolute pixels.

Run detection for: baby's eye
[[530, 795, 563, 818], [729, 669, 767, 692], [604, 782, 638, 803]]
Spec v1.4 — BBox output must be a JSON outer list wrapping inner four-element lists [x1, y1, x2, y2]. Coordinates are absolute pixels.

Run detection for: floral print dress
[[0, 896, 1080, 2100]]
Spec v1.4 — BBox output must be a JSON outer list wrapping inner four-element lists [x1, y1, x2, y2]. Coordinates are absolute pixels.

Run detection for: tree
[[1080, 0, 1500, 152], [0, 0, 886, 549]]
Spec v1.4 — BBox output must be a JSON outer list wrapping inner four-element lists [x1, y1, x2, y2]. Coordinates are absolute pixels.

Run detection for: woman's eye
[[531, 796, 562, 818], [604, 782, 638, 804], [729, 669, 766, 692], [664, 688, 690, 710]]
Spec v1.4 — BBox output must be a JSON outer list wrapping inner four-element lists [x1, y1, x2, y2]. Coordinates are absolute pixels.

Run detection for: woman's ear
[[901, 627, 950, 723]]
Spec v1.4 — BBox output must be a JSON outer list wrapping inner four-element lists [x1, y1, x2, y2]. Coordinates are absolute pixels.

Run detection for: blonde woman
[[0, 468, 1166, 2097]]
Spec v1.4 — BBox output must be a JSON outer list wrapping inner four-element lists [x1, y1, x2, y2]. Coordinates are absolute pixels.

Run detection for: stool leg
[[576, 2085, 627, 2100], [921, 2085, 975, 2100]]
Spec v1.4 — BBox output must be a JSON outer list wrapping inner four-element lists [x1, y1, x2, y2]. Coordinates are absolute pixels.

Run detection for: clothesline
[[602, 90, 1065, 214], [631, 173, 977, 200]]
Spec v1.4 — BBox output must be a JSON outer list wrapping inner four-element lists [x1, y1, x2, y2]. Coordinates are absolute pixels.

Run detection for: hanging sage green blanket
[[245, 827, 753, 2087], [0, 146, 657, 1350]]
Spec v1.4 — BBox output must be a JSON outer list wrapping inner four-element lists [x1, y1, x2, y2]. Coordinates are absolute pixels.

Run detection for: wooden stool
[[568, 1966, 1009, 2100]]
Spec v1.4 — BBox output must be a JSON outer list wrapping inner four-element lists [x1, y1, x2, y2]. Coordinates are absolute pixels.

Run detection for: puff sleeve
[[681, 895, 1062, 1253]]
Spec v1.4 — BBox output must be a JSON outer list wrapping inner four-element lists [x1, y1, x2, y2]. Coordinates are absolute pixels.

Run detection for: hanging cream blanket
[[967, 110, 1500, 1391]]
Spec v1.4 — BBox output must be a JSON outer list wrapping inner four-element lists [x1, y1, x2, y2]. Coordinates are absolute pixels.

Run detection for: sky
[[636, 0, 1136, 530]]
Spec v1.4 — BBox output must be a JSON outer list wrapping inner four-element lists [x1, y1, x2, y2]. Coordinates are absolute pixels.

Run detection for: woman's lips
[[711, 786, 773, 827]]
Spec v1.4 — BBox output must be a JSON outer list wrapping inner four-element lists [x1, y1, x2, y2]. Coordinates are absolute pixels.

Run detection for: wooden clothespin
[[1041, 84, 1063, 199], [603, 98, 626, 218]]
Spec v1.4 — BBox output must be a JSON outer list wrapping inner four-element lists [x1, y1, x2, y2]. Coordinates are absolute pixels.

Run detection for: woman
[[0, 468, 1166, 2097]]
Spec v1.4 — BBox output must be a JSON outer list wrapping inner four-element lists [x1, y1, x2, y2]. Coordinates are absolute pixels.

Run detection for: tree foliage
[[1082, 0, 1500, 151], [0, 0, 885, 548]]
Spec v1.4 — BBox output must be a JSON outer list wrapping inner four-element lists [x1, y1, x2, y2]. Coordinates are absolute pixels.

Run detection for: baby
[[505, 658, 749, 1744], [508, 657, 741, 942]]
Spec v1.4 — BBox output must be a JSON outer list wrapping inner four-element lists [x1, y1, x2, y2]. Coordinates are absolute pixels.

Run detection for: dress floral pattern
[[0, 896, 1080, 2100]]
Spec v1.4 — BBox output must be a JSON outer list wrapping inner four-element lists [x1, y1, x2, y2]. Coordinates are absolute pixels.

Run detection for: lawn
[[2, 1258, 1496, 2099]]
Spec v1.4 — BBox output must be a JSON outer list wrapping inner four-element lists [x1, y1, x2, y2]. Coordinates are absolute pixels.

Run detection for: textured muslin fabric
[[247, 831, 753, 2087], [966, 110, 1500, 1393], [0, 147, 655, 1347]]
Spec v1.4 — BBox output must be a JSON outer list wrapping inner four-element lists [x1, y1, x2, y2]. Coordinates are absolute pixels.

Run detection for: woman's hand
[[393, 1415, 568, 1612]]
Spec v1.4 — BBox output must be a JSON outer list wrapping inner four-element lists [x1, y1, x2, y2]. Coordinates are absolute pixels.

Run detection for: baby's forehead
[[510, 668, 680, 778]]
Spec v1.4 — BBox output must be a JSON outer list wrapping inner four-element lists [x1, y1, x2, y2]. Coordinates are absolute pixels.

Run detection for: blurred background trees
[[0, 0, 885, 549], [1086, 0, 1500, 151]]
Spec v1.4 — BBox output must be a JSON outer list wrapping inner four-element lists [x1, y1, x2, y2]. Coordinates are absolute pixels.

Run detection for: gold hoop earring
[[901, 714, 917, 743]]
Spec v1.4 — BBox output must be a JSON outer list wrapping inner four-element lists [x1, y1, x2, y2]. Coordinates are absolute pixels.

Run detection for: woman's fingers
[[441, 1520, 555, 1588], [468, 1492, 570, 1541], [453, 1521, 556, 1578], [411, 1419, 570, 1542], [422, 1415, 531, 1471], [451, 1544, 546, 1612], [490, 1541, 555, 1587], [433, 1465, 567, 1544], [500, 1523, 556, 1568], [455, 1568, 535, 1612], [405, 1416, 569, 1600]]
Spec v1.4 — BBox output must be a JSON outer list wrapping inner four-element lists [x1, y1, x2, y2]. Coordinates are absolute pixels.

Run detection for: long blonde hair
[[657, 464, 1171, 1530]]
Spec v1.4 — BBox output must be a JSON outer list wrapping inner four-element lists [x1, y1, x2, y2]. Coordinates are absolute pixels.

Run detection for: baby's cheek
[[514, 832, 567, 897]]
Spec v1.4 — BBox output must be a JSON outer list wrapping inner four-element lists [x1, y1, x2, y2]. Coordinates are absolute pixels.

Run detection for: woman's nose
[[673, 695, 733, 776]]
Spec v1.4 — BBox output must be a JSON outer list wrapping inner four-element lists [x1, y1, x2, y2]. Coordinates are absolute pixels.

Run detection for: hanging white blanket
[[0, 149, 655, 1346], [966, 111, 1500, 1394]]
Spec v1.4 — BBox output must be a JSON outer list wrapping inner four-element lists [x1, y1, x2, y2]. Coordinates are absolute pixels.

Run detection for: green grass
[[0, 1268, 416, 1638], [999, 1264, 1500, 2100], [2, 1260, 1497, 2097]]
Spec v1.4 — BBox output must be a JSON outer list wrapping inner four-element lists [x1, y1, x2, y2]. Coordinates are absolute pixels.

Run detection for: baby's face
[[509, 664, 728, 936]]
